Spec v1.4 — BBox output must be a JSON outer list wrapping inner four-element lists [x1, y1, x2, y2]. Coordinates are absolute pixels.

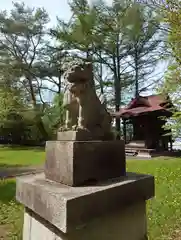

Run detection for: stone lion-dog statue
[[60, 61, 113, 140]]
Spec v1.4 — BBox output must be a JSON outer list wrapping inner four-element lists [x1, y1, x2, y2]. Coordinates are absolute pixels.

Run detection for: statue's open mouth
[[68, 77, 87, 84]]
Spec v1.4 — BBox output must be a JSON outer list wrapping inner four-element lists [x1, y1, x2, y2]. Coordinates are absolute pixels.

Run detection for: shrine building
[[111, 94, 173, 157]]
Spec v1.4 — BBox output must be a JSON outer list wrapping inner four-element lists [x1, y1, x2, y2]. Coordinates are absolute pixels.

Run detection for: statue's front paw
[[77, 126, 85, 130], [59, 126, 65, 132], [72, 125, 78, 131]]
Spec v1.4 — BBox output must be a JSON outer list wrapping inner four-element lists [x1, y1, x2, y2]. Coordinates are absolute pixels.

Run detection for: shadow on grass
[[0, 163, 43, 179], [0, 163, 24, 168], [0, 180, 16, 203]]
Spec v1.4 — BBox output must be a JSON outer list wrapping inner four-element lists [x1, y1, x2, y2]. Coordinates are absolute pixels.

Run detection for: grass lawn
[[0, 147, 45, 239], [0, 148, 181, 239], [0, 179, 23, 239], [0, 146, 45, 168], [127, 158, 181, 240]]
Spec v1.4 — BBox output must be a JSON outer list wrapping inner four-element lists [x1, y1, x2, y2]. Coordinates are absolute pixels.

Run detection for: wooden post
[[123, 119, 126, 143], [170, 135, 173, 151]]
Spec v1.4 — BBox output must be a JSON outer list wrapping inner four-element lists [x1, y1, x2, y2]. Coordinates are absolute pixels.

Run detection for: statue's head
[[63, 62, 93, 96]]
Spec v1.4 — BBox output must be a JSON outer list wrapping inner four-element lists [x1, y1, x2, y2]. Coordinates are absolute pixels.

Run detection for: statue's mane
[[62, 59, 87, 74], [63, 60, 94, 87]]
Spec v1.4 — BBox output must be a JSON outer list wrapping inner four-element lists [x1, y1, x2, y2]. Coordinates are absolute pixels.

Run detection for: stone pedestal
[[16, 172, 154, 240], [45, 131, 125, 186], [23, 201, 146, 240], [16, 128, 154, 240]]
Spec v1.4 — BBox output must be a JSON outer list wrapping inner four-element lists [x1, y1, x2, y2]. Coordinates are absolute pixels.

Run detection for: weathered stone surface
[[57, 129, 94, 141], [16, 172, 154, 233], [44, 138, 125, 186], [23, 201, 147, 240], [60, 61, 113, 141]]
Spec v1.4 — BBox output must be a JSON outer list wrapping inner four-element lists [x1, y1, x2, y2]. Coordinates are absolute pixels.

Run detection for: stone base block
[[16, 172, 154, 234], [57, 129, 114, 141], [23, 201, 147, 240], [57, 130, 94, 141], [44, 139, 125, 186]]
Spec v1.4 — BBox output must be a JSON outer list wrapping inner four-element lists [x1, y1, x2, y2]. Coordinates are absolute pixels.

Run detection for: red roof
[[111, 94, 172, 118]]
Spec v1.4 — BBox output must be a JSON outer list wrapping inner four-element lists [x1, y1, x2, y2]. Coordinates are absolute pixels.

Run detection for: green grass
[[0, 147, 45, 239], [1, 150, 181, 239], [0, 179, 23, 239], [127, 157, 181, 240], [0, 146, 45, 168]]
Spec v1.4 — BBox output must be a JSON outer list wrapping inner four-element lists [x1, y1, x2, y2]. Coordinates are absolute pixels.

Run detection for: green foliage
[[53, 0, 162, 137], [0, 2, 52, 139], [43, 93, 65, 137], [122, 3, 162, 96], [0, 0, 165, 140], [161, 0, 181, 138], [0, 86, 49, 144], [0, 89, 24, 126], [0, 2, 50, 80], [164, 1, 181, 64], [0, 87, 27, 143]]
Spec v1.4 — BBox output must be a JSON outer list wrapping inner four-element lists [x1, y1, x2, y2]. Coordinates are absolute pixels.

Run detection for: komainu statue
[[60, 60, 114, 140]]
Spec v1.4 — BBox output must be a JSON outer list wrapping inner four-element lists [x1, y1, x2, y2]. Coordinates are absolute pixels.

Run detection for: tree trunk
[[36, 117, 49, 140], [114, 37, 121, 140], [99, 51, 104, 95], [27, 75, 48, 140], [123, 119, 126, 143], [58, 75, 61, 94], [134, 45, 139, 98], [113, 64, 121, 139]]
